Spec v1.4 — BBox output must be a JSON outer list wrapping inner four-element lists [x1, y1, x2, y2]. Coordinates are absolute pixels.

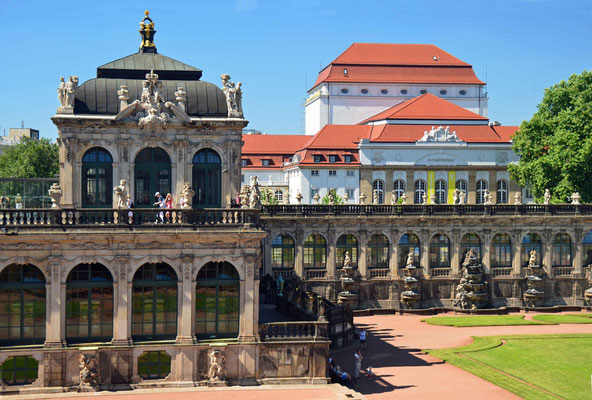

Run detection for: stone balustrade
[[259, 321, 329, 342]]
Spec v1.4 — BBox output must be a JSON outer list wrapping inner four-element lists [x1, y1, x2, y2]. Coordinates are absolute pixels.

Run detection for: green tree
[[321, 188, 344, 205], [508, 70, 592, 203], [0, 138, 59, 178]]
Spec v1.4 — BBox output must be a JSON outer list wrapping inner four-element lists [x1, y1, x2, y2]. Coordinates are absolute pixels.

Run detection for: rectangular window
[[344, 155, 353, 163], [329, 170, 337, 176], [313, 155, 322, 163], [241, 159, 248, 166], [346, 189, 355, 200], [329, 155, 338, 163], [346, 170, 355, 177], [311, 170, 319, 176], [311, 188, 319, 198], [262, 159, 270, 166], [241, 174, 244, 183]]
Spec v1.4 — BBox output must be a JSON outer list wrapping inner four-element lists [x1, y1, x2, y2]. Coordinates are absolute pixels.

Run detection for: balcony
[[491, 267, 513, 277], [430, 268, 452, 278], [368, 268, 390, 279], [259, 321, 329, 342]]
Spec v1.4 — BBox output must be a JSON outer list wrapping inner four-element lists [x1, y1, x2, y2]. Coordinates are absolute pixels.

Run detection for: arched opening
[[192, 149, 221, 208], [66, 263, 113, 343], [304, 234, 326, 270], [522, 233, 542, 267], [336, 234, 358, 268], [271, 234, 295, 275], [196, 261, 239, 339], [414, 180, 426, 204], [399, 233, 420, 267], [132, 263, 177, 341], [496, 180, 508, 204], [274, 190, 284, 203], [491, 234, 512, 268], [134, 148, 171, 208], [583, 230, 592, 267], [552, 233, 572, 268], [435, 179, 447, 204], [82, 147, 113, 208], [0, 265, 46, 345], [430, 234, 450, 268], [461, 233, 482, 263], [368, 234, 389, 269], [393, 180, 405, 202], [476, 180, 488, 204], [372, 180, 384, 204]]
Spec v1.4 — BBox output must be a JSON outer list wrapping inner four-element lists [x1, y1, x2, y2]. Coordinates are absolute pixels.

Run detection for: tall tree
[[0, 138, 59, 178], [509, 70, 592, 203]]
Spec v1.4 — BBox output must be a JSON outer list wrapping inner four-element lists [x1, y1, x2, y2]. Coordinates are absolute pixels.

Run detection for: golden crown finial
[[145, 10, 149, 16], [139, 10, 157, 53]]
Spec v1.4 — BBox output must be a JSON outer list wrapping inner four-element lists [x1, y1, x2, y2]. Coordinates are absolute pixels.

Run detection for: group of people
[[154, 192, 174, 222], [330, 328, 372, 387]]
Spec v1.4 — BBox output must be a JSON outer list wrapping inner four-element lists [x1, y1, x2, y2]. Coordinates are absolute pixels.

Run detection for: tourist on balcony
[[126, 195, 134, 221], [0, 195, 8, 209], [165, 193, 173, 222], [154, 192, 165, 223]]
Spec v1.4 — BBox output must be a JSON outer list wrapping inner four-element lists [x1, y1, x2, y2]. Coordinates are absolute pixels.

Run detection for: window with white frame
[[497, 180, 508, 204], [393, 179, 405, 201], [329, 170, 337, 176], [414, 180, 426, 204], [346, 170, 355, 177], [241, 159, 248, 166], [524, 186, 533, 199], [435, 179, 447, 204], [313, 155, 322, 163], [372, 180, 384, 204], [344, 155, 353, 163], [346, 189, 355, 201], [455, 179, 467, 194], [476, 179, 488, 204], [311, 170, 319, 176], [310, 188, 319, 199], [262, 159, 270, 166], [329, 155, 338, 163], [274, 190, 283, 202]]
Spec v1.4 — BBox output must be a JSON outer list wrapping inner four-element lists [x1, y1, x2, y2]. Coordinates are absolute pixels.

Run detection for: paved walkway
[[330, 311, 592, 399]]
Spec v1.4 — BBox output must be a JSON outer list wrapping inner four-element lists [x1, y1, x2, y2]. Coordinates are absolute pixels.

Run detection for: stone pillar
[[573, 228, 582, 277], [263, 234, 272, 276], [177, 255, 195, 344], [406, 170, 415, 203], [451, 230, 461, 278], [543, 233, 552, 276], [45, 257, 64, 348], [513, 230, 523, 276], [489, 171, 497, 204], [326, 229, 336, 280], [467, 170, 476, 204], [385, 170, 393, 204], [295, 228, 304, 279], [420, 229, 429, 277], [482, 230, 491, 274], [57, 137, 74, 208], [389, 229, 399, 278], [112, 163, 121, 208], [358, 230, 368, 280], [112, 256, 132, 346], [239, 255, 259, 342]]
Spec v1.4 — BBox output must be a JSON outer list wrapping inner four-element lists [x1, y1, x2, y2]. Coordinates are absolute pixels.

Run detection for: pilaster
[[358, 230, 368, 279], [44, 256, 64, 348], [112, 256, 132, 346], [177, 254, 196, 344]]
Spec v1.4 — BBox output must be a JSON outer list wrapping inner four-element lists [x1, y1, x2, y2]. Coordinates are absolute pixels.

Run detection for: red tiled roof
[[492, 126, 519, 142], [311, 43, 484, 89], [242, 135, 310, 154], [302, 125, 371, 149], [368, 124, 517, 143], [360, 93, 488, 124]]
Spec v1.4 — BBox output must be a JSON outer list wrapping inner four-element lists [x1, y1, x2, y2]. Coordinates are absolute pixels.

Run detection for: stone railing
[[431, 268, 452, 278], [305, 269, 327, 280], [0, 208, 260, 228], [262, 204, 592, 217], [552, 267, 573, 277], [272, 269, 295, 280], [259, 321, 329, 342], [368, 268, 390, 279], [491, 267, 513, 277]]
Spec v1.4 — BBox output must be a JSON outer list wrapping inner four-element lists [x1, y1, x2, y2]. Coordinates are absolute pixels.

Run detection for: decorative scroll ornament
[[418, 126, 463, 143], [114, 70, 190, 128]]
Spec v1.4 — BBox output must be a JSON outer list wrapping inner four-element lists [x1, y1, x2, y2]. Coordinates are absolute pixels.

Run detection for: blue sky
[[0, 0, 590, 140]]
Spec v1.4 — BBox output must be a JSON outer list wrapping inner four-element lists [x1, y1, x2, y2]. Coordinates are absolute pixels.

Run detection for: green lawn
[[531, 313, 592, 324], [421, 315, 546, 327], [427, 334, 592, 400]]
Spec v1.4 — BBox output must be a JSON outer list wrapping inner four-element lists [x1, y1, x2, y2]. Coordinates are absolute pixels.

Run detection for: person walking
[[353, 349, 362, 385], [359, 328, 367, 350]]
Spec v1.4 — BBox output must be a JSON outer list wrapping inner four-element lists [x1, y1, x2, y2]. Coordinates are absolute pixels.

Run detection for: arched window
[[456, 179, 467, 201], [399, 233, 420, 267], [461, 233, 482, 262], [336, 234, 358, 268], [497, 180, 508, 204], [272, 234, 295, 271], [522, 233, 542, 267], [135, 148, 171, 208], [132, 263, 177, 340], [304, 234, 326, 269], [274, 190, 283, 202], [491, 234, 512, 268], [414, 180, 426, 204], [476, 180, 488, 204], [435, 179, 447, 204], [0, 265, 45, 345], [393, 180, 405, 202], [368, 234, 389, 269], [372, 180, 384, 204], [193, 149, 221, 208], [196, 262, 239, 339], [583, 230, 592, 267], [430, 234, 450, 268], [552, 233, 572, 268], [66, 264, 113, 342], [82, 147, 113, 208]]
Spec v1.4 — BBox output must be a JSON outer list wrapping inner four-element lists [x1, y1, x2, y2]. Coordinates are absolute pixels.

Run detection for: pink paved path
[[331, 311, 592, 400]]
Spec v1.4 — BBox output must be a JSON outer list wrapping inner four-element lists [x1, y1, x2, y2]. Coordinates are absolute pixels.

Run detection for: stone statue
[[208, 350, 226, 382], [571, 192, 582, 205], [57, 77, 66, 107], [179, 182, 195, 209], [400, 192, 407, 205], [48, 183, 62, 209], [15, 194, 23, 209], [113, 179, 128, 209], [313, 192, 320, 204], [78, 354, 99, 391], [221, 74, 243, 118], [514, 192, 522, 205], [296, 191, 303, 204], [421, 193, 428, 205], [372, 189, 379, 204], [283, 190, 290, 205], [118, 86, 129, 111], [459, 190, 466, 205], [544, 189, 551, 205], [529, 250, 538, 267], [343, 251, 352, 267], [239, 185, 250, 208], [65, 76, 79, 108], [175, 87, 187, 112], [359, 192, 366, 204], [328, 189, 335, 205], [391, 190, 397, 205], [406, 251, 415, 266], [418, 126, 462, 142], [430, 193, 437, 204], [452, 188, 460, 204], [484, 189, 493, 205], [249, 176, 261, 209], [343, 191, 349, 203]]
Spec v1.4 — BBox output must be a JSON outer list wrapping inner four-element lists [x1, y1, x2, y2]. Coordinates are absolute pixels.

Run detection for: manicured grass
[[426, 334, 592, 400], [421, 315, 546, 327], [531, 313, 592, 324]]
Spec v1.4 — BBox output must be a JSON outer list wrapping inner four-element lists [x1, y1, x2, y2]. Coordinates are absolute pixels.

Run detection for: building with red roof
[[304, 43, 488, 135]]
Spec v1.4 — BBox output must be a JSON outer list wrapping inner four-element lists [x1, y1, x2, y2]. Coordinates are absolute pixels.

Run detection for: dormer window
[[262, 159, 271, 166], [440, 90, 447, 95], [361, 88, 368, 94], [343, 68, 348, 75], [344, 155, 353, 163], [400, 89, 408, 95], [380, 89, 388, 94], [420, 89, 427, 94], [313, 155, 322, 163], [329, 155, 338, 163], [459, 90, 467, 95], [341, 88, 349, 94], [241, 159, 248, 166]]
